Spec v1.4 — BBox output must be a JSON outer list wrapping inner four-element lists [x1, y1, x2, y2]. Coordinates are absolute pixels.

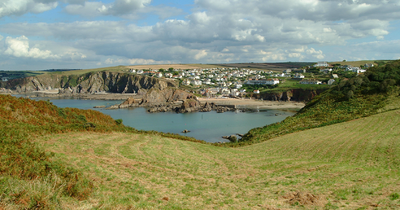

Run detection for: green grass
[[30, 109, 400, 209]]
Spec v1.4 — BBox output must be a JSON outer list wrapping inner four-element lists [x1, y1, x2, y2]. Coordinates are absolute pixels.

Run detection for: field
[[29, 110, 400, 209], [216, 62, 315, 71], [328, 60, 389, 67]]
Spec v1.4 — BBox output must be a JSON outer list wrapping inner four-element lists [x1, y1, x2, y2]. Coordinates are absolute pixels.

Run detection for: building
[[293, 73, 305, 79], [283, 69, 292, 73], [253, 90, 260, 94], [328, 79, 336, 85], [313, 61, 329, 67]]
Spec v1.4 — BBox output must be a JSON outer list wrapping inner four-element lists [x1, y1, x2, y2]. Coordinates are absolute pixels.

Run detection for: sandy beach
[[198, 98, 305, 110]]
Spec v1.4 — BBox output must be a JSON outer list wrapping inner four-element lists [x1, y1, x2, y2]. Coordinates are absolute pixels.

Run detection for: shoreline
[[8, 91, 306, 110], [198, 98, 305, 110]]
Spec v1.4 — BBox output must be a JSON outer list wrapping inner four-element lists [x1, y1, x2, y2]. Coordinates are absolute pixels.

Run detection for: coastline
[[7, 91, 306, 110], [198, 98, 305, 110]]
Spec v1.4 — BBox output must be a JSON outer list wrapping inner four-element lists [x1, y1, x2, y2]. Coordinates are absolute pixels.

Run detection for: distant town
[[127, 61, 374, 97]]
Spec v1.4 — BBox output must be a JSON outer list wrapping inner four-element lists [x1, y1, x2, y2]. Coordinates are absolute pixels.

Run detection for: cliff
[[6, 71, 178, 95], [252, 89, 326, 102]]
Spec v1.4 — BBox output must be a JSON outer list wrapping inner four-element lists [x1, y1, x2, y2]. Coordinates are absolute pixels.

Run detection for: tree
[[168, 67, 174, 72]]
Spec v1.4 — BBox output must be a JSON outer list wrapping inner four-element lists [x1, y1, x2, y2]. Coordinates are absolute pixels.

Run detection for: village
[[128, 61, 374, 98]]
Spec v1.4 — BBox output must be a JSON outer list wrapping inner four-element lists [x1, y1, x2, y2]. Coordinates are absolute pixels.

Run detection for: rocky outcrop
[[7, 71, 178, 95], [253, 89, 325, 102], [178, 97, 201, 113], [109, 88, 203, 113]]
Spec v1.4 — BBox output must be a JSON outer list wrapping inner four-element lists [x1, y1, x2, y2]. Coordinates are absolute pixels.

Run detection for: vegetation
[[235, 60, 400, 146], [5, 109, 398, 209], [1, 60, 400, 208], [0, 95, 205, 208]]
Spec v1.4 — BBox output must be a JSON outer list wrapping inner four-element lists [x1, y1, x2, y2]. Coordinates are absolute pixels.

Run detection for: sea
[[21, 97, 296, 143]]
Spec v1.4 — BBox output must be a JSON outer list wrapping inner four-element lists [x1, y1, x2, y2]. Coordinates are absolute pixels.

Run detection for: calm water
[[29, 98, 295, 143]]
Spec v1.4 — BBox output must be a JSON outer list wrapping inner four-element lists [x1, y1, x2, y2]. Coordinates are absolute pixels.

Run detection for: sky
[[1, 0, 400, 70]]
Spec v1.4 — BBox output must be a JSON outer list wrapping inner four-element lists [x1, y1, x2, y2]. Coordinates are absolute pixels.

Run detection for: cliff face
[[255, 89, 325, 102], [8, 71, 178, 94]]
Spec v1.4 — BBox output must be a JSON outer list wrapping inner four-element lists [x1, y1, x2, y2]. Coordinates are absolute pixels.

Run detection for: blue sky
[[1, 0, 400, 70]]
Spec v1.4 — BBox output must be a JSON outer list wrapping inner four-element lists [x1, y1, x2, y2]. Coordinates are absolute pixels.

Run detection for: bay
[[36, 98, 296, 143]]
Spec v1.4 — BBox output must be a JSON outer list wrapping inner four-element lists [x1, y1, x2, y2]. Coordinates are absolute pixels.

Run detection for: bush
[[115, 119, 123, 125]]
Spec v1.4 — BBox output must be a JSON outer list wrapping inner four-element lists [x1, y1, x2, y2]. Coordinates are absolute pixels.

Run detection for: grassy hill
[[3, 109, 396, 209], [236, 60, 400, 146], [1, 60, 400, 209]]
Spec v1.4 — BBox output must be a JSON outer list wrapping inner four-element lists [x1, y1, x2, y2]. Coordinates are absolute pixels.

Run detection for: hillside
[[2, 109, 397, 209], [237, 59, 400, 146], [0, 94, 201, 209]]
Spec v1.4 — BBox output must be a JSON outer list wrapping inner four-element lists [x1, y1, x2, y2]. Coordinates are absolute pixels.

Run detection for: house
[[299, 79, 322, 85], [136, 70, 144, 74], [235, 84, 242, 89], [182, 80, 191, 86], [293, 73, 305, 79], [328, 79, 336, 85], [320, 68, 332, 74], [331, 74, 339, 79], [1, 77, 8, 82], [156, 72, 163, 78], [313, 61, 329, 67], [364, 63, 374, 68], [253, 90, 260, 94], [129, 69, 136, 73], [283, 69, 292, 73]]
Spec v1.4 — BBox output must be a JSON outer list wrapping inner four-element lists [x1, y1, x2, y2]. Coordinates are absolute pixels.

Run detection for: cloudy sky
[[1, 0, 400, 70]]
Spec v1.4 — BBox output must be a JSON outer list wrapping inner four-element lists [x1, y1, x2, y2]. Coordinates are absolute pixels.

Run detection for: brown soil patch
[[283, 192, 325, 206]]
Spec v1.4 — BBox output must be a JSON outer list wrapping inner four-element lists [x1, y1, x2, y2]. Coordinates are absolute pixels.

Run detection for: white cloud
[[64, 0, 151, 17], [4, 36, 56, 59], [1, 0, 400, 69], [0, 0, 58, 18]]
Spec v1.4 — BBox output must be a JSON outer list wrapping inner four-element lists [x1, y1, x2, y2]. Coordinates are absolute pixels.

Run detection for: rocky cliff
[[7, 71, 178, 95], [253, 89, 325, 102]]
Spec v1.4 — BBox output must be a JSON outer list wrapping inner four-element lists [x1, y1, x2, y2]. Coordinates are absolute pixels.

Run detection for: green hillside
[[237, 59, 400, 146], [1, 60, 400, 209], [3, 109, 397, 209]]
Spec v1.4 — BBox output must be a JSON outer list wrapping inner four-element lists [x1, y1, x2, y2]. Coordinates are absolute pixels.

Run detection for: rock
[[200, 102, 212, 112], [178, 97, 201, 113], [93, 105, 106, 108], [236, 133, 244, 137], [182, 129, 190, 133], [222, 135, 238, 143]]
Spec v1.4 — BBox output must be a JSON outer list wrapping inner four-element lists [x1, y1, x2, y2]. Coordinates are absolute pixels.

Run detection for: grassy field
[[25, 110, 400, 209]]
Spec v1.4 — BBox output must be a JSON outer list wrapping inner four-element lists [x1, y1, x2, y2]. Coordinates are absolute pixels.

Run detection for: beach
[[198, 98, 305, 110]]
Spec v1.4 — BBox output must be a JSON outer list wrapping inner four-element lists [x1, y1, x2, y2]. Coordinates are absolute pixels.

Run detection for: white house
[[253, 90, 260, 94], [1, 77, 8, 82], [328, 79, 336, 85], [283, 69, 292, 73], [191, 80, 202, 86], [136, 70, 144, 74], [314, 61, 329, 67], [293, 73, 305, 79], [182, 80, 191, 86]]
